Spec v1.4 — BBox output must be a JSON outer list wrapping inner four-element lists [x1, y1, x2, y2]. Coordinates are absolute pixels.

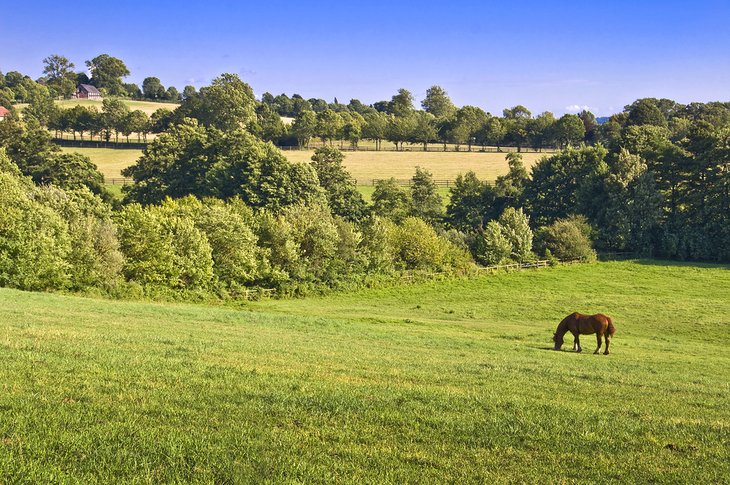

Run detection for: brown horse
[[553, 312, 615, 354]]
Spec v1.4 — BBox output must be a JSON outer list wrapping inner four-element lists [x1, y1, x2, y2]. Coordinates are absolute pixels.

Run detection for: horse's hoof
[[576, 349, 582, 353], [593, 351, 599, 355], [604, 351, 610, 355]]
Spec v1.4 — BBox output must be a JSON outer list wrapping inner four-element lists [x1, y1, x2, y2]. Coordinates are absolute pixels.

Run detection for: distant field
[[357, 185, 451, 203], [0, 261, 728, 482], [67, 144, 546, 184], [54, 98, 179, 115], [61, 147, 142, 179], [285, 149, 546, 183]]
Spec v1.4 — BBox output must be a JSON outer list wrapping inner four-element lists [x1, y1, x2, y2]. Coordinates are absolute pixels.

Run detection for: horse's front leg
[[573, 333, 581, 353], [594, 334, 602, 354]]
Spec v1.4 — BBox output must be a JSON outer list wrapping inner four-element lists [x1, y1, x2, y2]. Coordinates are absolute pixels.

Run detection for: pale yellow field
[[54, 99, 179, 115], [67, 145, 548, 184], [61, 147, 142, 179], [284, 149, 547, 183]]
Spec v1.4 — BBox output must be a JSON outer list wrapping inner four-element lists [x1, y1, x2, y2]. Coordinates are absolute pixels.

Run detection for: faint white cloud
[[565, 104, 591, 113]]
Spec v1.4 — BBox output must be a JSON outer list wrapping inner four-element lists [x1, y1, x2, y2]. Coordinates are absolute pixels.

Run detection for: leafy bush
[[535, 215, 597, 262], [0, 172, 70, 290]]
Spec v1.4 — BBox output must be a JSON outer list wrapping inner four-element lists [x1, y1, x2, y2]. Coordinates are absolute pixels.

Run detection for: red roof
[[0, 106, 10, 117]]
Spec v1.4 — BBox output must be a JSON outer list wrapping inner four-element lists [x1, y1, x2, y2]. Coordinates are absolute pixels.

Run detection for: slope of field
[[1, 261, 728, 482], [284, 149, 546, 182], [54, 98, 179, 115], [60, 146, 142, 180]]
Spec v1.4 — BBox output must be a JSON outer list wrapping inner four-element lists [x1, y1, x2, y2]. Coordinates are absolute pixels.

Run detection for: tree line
[[1, 54, 191, 104], [0, 70, 728, 302]]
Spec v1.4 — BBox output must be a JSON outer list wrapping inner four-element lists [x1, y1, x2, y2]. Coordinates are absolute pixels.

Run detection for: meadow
[[65, 144, 542, 195], [283, 148, 545, 183], [1, 261, 728, 482], [54, 98, 179, 115], [60, 146, 142, 180]]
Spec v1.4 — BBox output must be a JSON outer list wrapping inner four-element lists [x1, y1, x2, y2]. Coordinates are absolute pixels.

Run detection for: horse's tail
[[606, 317, 616, 337]]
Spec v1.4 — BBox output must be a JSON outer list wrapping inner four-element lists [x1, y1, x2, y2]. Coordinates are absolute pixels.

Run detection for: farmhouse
[[0, 106, 9, 120], [75, 84, 102, 99]]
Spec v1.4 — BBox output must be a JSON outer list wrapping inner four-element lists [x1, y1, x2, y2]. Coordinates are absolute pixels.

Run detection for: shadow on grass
[[631, 258, 729, 270]]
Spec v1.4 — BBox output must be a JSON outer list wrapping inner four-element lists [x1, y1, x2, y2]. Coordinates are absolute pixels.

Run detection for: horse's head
[[553, 332, 563, 350]]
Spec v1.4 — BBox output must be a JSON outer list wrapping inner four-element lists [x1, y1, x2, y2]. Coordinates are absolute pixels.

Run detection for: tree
[[478, 220, 512, 265], [371, 178, 412, 222], [142, 77, 165, 99], [292, 110, 317, 148], [388, 88, 415, 117], [386, 114, 416, 151], [493, 152, 529, 213], [554, 114, 586, 148], [35, 152, 106, 195], [502, 106, 532, 151], [410, 167, 443, 223], [178, 73, 257, 131], [448, 106, 488, 151], [527, 111, 556, 150], [477, 117, 506, 150], [362, 112, 387, 150], [182, 85, 197, 100], [578, 110, 598, 143], [125, 110, 149, 142], [410, 111, 437, 150], [85, 54, 130, 95], [523, 145, 609, 226], [42, 54, 76, 98], [122, 119, 323, 211], [316, 109, 344, 145], [421, 85, 456, 119], [124, 83, 142, 98], [310, 146, 366, 221], [101, 98, 130, 143], [165, 86, 180, 102], [497, 207, 533, 262], [626, 98, 668, 128], [446, 171, 496, 231], [535, 215, 597, 261]]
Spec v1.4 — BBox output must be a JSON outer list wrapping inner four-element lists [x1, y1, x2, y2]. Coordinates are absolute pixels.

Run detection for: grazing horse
[[553, 312, 615, 355]]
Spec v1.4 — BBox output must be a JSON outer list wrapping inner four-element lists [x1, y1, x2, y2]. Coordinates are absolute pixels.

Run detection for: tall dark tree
[[85, 54, 130, 95], [142, 77, 166, 99], [310, 146, 366, 221]]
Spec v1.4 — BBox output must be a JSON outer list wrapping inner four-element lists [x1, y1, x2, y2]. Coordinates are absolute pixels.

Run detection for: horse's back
[[573, 312, 611, 334]]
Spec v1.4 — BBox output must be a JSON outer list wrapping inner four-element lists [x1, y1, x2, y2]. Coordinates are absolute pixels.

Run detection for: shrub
[[478, 220, 513, 265], [0, 172, 70, 290], [116, 203, 214, 291], [535, 215, 597, 262]]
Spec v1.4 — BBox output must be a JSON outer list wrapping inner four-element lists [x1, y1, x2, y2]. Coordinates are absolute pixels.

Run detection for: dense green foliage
[[2, 58, 730, 301], [1, 261, 728, 482]]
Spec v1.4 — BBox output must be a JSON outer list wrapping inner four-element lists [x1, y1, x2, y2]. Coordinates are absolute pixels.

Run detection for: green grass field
[[60, 147, 142, 180], [1, 261, 728, 482]]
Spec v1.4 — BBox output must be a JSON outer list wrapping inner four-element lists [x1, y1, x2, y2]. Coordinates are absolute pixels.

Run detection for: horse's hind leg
[[594, 334, 602, 355], [604, 334, 610, 355]]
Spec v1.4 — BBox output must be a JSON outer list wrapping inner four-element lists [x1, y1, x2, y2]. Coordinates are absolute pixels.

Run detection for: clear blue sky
[[2, 0, 729, 116]]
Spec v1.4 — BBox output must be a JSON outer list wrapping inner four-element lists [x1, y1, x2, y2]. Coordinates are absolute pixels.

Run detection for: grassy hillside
[[1, 261, 728, 482], [60, 147, 142, 180]]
